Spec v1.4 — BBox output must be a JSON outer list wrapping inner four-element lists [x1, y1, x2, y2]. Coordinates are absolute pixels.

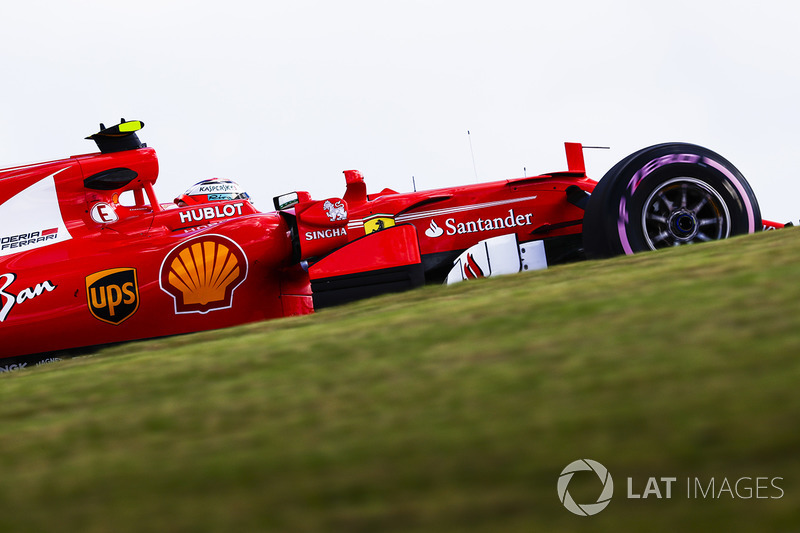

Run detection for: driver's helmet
[[175, 178, 250, 206]]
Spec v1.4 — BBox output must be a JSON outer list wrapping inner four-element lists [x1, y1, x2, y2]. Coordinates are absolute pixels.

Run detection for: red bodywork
[[0, 146, 315, 359], [4, 126, 777, 362], [0, 130, 597, 360]]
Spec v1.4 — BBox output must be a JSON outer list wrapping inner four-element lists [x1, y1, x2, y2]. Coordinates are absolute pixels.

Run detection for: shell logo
[[159, 234, 248, 314]]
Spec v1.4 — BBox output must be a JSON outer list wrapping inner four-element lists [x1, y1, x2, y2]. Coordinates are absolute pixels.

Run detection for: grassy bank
[[2, 228, 799, 532]]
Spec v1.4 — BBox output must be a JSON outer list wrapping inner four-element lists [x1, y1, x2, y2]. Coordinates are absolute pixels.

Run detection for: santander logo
[[423, 208, 534, 238], [425, 220, 444, 238]]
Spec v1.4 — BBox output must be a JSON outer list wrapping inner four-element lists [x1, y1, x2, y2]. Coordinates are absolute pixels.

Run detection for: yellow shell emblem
[[160, 235, 248, 314]]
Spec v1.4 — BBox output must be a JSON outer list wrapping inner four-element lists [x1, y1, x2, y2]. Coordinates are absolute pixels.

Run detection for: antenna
[[412, 175, 417, 192], [467, 130, 478, 181]]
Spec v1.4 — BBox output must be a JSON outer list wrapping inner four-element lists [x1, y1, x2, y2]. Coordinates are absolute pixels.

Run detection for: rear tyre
[[582, 143, 761, 258]]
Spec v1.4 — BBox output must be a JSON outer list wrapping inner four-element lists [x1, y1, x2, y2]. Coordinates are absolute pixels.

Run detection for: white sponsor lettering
[[0, 357, 62, 372], [442, 208, 533, 236], [178, 202, 245, 224], [304, 228, 348, 241], [0, 273, 57, 322], [0, 363, 27, 373]]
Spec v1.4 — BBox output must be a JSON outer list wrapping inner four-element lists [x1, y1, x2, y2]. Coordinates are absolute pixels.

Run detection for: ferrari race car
[[0, 120, 785, 369]]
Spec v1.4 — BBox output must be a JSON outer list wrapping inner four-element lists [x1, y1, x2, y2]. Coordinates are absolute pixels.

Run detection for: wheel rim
[[641, 177, 731, 250]]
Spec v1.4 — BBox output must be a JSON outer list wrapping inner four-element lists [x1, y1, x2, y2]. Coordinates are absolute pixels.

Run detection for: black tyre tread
[[582, 143, 761, 259]]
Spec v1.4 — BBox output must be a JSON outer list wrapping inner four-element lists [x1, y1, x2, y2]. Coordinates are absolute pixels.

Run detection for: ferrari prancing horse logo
[[364, 216, 395, 234]]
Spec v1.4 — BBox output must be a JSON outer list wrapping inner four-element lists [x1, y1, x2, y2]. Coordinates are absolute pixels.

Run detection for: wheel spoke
[[690, 196, 709, 214], [652, 231, 670, 243], [698, 217, 722, 227], [642, 178, 731, 251], [647, 213, 669, 224], [657, 192, 674, 211]]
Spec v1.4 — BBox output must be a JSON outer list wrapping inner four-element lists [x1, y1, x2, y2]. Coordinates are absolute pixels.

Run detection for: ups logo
[[86, 268, 139, 325]]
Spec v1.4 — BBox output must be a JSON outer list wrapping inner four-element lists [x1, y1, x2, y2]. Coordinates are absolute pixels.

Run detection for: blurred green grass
[[2, 228, 800, 532]]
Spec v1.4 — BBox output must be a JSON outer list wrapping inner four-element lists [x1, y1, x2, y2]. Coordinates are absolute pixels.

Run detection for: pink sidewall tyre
[[582, 143, 761, 259]]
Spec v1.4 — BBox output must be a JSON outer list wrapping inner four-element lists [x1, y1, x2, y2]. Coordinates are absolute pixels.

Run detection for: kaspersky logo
[[159, 234, 248, 314], [558, 459, 614, 516]]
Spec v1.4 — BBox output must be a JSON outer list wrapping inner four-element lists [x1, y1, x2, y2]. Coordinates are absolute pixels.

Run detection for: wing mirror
[[274, 191, 303, 211]]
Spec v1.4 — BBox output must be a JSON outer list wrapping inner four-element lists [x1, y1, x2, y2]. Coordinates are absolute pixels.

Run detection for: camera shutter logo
[[557, 459, 614, 516]]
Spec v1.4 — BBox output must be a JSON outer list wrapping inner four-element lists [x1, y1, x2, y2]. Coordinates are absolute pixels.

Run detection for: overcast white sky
[[2, 0, 799, 222]]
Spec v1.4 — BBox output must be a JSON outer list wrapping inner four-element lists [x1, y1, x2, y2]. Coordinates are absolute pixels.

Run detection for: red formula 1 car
[[0, 120, 784, 369]]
